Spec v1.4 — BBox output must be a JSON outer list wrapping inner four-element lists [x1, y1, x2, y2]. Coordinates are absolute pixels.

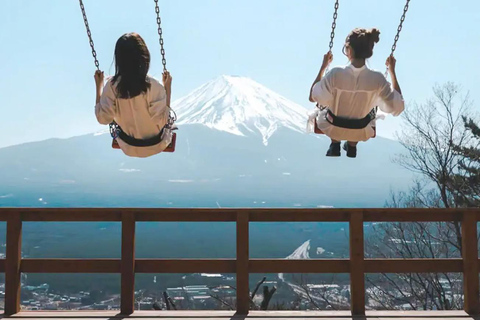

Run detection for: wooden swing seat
[[314, 118, 376, 138], [112, 133, 177, 152]]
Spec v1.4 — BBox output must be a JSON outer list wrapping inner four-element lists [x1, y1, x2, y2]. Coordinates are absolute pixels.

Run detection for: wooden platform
[[2, 311, 477, 320], [1, 208, 480, 316]]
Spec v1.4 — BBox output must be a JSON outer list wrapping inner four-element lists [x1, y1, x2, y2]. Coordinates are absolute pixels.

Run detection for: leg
[[343, 141, 358, 158], [326, 139, 341, 157]]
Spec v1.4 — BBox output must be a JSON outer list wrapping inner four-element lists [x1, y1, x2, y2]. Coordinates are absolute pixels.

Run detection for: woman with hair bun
[[308, 28, 404, 158]]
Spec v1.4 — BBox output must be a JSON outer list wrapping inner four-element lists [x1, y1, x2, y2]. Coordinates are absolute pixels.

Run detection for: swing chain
[[153, 0, 176, 128], [79, 0, 100, 70], [328, 0, 340, 53], [385, 0, 410, 77], [391, 0, 411, 56], [154, 0, 167, 72]]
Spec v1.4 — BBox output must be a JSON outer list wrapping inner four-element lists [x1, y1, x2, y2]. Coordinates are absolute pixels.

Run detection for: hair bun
[[368, 28, 380, 43]]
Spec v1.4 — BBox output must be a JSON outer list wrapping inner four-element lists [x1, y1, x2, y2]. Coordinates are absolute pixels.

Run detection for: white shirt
[[95, 75, 172, 158], [307, 64, 405, 142]]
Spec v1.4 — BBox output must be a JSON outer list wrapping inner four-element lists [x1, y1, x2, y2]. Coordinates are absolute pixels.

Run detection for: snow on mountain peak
[[173, 75, 308, 145]]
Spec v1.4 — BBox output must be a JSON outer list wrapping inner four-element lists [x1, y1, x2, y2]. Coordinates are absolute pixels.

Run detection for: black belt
[[111, 123, 165, 147], [325, 108, 377, 130]]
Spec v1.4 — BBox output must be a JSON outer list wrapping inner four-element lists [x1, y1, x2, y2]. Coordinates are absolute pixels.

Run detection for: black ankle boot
[[326, 142, 341, 157], [343, 142, 357, 158]]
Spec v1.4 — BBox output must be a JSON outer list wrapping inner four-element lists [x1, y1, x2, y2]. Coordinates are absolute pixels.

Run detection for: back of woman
[[325, 65, 385, 118], [308, 28, 404, 158], [94, 33, 173, 158]]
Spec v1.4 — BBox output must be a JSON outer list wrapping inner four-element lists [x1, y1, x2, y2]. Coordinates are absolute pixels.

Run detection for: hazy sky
[[1, 0, 479, 148]]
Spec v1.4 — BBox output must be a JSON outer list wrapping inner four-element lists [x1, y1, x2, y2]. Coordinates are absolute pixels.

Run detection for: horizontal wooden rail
[[0, 207, 478, 222], [0, 258, 471, 274], [0, 208, 478, 317]]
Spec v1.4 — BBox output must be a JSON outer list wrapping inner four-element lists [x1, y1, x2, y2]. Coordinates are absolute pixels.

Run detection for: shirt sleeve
[[311, 71, 334, 107], [95, 80, 116, 125], [377, 77, 405, 116], [148, 79, 169, 125]]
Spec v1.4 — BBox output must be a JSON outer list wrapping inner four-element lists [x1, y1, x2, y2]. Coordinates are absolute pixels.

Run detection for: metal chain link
[[391, 0, 410, 55], [386, 0, 411, 76], [79, 0, 100, 70], [153, 0, 176, 127], [328, 0, 340, 53], [154, 0, 167, 72]]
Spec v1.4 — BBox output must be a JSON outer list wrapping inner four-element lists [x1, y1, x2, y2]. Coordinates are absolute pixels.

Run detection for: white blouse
[[95, 75, 172, 158], [307, 64, 405, 142]]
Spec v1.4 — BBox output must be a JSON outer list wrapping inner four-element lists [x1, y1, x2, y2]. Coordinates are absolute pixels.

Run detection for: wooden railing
[[0, 208, 479, 316]]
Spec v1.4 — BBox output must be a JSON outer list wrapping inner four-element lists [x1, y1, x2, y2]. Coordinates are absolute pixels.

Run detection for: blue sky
[[1, 0, 479, 148]]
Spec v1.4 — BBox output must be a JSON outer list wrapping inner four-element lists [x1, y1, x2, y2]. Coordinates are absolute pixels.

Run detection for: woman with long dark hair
[[94, 32, 172, 158], [308, 28, 404, 158]]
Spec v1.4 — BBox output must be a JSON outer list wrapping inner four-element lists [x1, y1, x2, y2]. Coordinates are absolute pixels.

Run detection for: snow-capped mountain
[[174, 75, 307, 145]]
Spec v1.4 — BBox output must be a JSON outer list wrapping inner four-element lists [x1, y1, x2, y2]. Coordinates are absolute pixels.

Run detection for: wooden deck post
[[236, 211, 250, 315], [462, 211, 480, 315], [349, 211, 365, 316], [5, 214, 22, 316], [121, 212, 136, 315]]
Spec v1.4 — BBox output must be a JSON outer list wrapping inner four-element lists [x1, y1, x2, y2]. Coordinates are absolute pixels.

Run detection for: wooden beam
[[363, 209, 463, 222], [0, 208, 16, 221], [462, 212, 480, 315], [250, 259, 349, 273], [121, 212, 136, 315], [135, 209, 236, 222], [20, 208, 122, 221], [249, 209, 350, 222], [0, 207, 477, 223], [135, 259, 236, 273], [365, 259, 463, 273], [350, 212, 365, 316], [236, 211, 250, 315], [5, 214, 22, 315], [21, 259, 120, 273]]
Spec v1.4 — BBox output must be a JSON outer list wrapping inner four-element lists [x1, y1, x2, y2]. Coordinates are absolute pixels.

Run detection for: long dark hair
[[112, 33, 151, 99], [344, 28, 381, 59]]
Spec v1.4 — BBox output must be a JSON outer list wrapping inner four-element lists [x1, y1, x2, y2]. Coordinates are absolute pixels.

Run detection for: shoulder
[[103, 77, 116, 94], [147, 75, 165, 91], [365, 68, 388, 84], [327, 67, 344, 77], [104, 76, 115, 88], [325, 66, 350, 81]]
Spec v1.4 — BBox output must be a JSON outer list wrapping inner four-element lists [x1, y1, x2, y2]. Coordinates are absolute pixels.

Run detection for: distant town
[[0, 270, 461, 312]]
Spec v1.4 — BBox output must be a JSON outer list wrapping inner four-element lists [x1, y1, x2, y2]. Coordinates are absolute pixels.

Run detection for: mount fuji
[[0, 75, 413, 208], [174, 75, 306, 145]]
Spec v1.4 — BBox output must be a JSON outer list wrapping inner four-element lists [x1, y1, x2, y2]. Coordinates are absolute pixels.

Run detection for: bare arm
[[96, 87, 102, 104], [309, 52, 333, 102], [377, 55, 404, 116], [389, 70, 402, 95], [165, 86, 171, 108], [163, 71, 172, 108], [387, 55, 402, 95], [94, 70, 104, 104]]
